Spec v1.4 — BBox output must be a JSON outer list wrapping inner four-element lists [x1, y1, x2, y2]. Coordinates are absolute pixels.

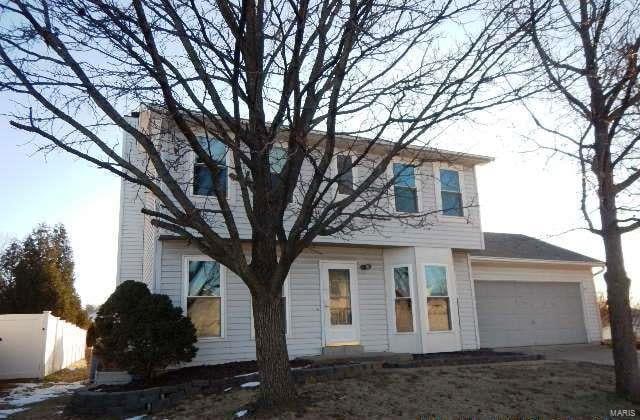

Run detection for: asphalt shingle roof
[[470, 232, 603, 264]]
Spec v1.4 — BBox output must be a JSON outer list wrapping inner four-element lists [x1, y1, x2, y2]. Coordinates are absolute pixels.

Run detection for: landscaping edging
[[69, 353, 542, 416], [384, 352, 544, 368]]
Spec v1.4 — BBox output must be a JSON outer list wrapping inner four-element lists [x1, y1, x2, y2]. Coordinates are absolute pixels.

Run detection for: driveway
[[498, 343, 619, 366]]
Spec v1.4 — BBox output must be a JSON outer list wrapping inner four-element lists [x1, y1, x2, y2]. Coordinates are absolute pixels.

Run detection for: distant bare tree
[[0, 0, 532, 406], [519, 0, 640, 402], [599, 293, 610, 327], [0, 233, 12, 300]]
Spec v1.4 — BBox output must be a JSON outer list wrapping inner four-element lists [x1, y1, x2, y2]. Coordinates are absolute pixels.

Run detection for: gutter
[[469, 255, 605, 267]]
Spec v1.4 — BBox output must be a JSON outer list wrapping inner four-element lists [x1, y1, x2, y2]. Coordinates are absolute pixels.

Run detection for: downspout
[[593, 265, 606, 342]]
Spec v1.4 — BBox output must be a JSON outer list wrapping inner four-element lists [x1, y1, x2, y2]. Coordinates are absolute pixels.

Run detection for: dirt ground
[[43, 360, 89, 384], [152, 360, 640, 419], [1, 360, 88, 420], [6, 360, 640, 419]]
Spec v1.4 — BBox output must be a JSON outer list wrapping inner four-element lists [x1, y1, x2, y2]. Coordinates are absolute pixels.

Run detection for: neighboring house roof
[[470, 232, 603, 265]]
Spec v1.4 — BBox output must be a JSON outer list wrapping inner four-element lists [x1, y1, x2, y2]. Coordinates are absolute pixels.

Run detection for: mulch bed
[[412, 349, 523, 360], [94, 350, 532, 392], [377, 348, 543, 369], [94, 359, 311, 392]]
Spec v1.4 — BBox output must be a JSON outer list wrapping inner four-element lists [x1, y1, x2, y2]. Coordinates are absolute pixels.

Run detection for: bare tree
[[0, 0, 532, 406], [520, 0, 640, 401]]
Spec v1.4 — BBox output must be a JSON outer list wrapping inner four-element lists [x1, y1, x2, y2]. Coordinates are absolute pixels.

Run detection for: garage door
[[475, 281, 587, 348]]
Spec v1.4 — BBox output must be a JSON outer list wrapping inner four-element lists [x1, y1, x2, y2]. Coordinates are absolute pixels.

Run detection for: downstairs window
[[424, 265, 452, 331], [186, 259, 223, 338], [393, 266, 414, 333]]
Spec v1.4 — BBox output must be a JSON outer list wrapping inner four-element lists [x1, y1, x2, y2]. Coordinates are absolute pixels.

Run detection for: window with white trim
[[439, 168, 463, 216], [186, 259, 223, 338], [393, 163, 418, 213], [336, 155, 354, 195], [251, 278, 290, 338], [393, 266, 414, 333], [269, 146, 287, 190], [424, 265, 452, 331], [193, 137, 227, 196]]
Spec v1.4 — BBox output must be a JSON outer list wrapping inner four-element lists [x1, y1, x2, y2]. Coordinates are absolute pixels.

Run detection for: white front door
[[320, 261, 360, 346]]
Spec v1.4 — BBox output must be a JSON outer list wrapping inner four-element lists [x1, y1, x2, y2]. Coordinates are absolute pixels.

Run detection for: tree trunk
[[603, 228, 640, 401], [595, 122, 640, 401], [252, 293, 297, 407]]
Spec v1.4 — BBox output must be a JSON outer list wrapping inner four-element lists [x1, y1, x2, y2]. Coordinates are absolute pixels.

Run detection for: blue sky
[[1, 107, 639, 306], [0, 118, 120, 305]]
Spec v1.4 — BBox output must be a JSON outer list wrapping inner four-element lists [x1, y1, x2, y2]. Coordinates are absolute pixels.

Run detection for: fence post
[[39, 311, 52, 378]]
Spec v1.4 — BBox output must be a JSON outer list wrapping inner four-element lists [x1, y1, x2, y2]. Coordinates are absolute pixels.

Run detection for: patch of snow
[[0, 407, 29, 419], [240, 381, 260, 389], [124, 415, 147, 420], [234, 409, 248, 417], [291, 364, 312, 370], [224, 387, 233, 392], [0, 381, 84, 409], [233, 372, 258, 378]]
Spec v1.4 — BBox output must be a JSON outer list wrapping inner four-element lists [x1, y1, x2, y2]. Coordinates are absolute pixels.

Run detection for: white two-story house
[[116, 110, 603, 365]]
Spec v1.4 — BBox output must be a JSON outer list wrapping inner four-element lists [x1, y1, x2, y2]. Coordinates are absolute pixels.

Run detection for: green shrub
[[94, 281, 197, 382]]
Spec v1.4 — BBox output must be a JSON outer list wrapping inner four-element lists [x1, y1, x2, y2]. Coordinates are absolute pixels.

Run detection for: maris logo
[[610, 409, 636, 417]]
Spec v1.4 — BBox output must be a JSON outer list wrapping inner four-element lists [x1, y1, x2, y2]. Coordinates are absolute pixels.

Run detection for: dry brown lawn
[[6, 360, 640, 419], [151, 360, 640, 419], [43, 360, 89, 384]]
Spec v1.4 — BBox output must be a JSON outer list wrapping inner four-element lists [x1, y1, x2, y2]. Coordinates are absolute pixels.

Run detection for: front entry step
[[321, 344, 364, 357]]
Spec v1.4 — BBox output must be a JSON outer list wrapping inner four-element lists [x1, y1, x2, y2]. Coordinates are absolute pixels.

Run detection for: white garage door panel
[[475, 281, 587, 348]]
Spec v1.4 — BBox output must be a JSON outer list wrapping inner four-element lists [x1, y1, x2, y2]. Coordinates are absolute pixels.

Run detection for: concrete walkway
[[498, 343, 618, 366]]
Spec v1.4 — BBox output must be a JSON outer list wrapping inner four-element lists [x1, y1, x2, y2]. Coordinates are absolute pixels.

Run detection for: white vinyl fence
[[0, 311, 86, 380]]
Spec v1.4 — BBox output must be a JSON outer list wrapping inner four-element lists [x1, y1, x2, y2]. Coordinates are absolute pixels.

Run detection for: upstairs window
[[269, 146, 287, 190], [440, 169, 463, 216], [186, 259, 223, 338], [393, 266, 414, 333], [393, 163, 418, 213], [193, 137, 227, 196], [424, 265, 451, 331], [336, 155, 354, 195]]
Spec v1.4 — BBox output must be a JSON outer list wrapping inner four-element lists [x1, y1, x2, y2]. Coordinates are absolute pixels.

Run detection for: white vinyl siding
[[164, 161, 483, 249], [471, 261, 601, 344], [453, 251, 479, 350], [142, 191, 157, 290], [116, 116, 145, 286], [148, 127, 484, 250], [158, 242, 389, 365]]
